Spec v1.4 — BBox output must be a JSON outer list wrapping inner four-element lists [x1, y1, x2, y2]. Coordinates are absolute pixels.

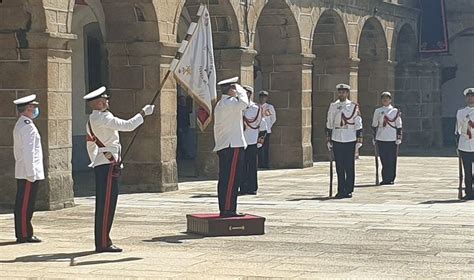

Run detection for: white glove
[[356, 142, 362, 149], [327, 142, 333, 151], [142, 105, 155, 116], [26, 176, 35, 183], [395, 139, 402, 145]]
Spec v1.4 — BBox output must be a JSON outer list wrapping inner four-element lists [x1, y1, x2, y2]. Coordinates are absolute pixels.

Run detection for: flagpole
[[120, 69, 172, 165], [119, 4, 206, 165]]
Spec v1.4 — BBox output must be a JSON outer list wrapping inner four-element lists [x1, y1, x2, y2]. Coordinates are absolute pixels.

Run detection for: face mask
[[32, 107, 40, 119]]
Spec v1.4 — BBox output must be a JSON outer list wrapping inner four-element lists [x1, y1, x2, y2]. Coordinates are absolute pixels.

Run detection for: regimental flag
[[171, 5, 217, 131], [420, 0, 449, 53]]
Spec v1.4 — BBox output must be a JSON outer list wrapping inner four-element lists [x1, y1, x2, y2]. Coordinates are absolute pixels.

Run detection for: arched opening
[[177, 0, 241, 178], [71, 1, 108, 194], [311, 10, 350, 161], [358, 17, 389, 151], [441, 28, 474, 146], [255, 0, 311, 168], [393, 24, 428, 148]]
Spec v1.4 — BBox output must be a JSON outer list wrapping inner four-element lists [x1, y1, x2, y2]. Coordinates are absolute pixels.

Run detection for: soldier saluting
[[455, 88, 474, 200], [326, 84, 363, 199], [12, 94, 44, 243], [84, 87, 155, 252], [213, 77, 249, 217], [371, 92, 402, 185]]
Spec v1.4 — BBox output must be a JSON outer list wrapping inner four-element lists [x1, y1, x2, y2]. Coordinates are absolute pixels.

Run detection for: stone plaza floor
[[1, 156, 474, 279]]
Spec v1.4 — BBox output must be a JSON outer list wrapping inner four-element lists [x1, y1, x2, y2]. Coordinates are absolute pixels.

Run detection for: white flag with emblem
[[171, 5, 216, 131]]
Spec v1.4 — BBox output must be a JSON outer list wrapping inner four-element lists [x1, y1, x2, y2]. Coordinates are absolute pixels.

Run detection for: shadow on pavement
[[0, 251, 142, 266], [143, 232, 205, 244], [190, 193, 218, 198], [419, 199, 469, 204], [0, 241, 19, 247], [287, 197, 333, 202], [355, 184, 380, 188]]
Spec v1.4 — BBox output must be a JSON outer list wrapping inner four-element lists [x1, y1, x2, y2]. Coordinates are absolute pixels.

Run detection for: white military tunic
[[244, 101, 266, 145], [13, 115, 44, 181], [326, 99, 363, 143], [456, 106, 474, 152], [213, 90, 249, 152], [261, 103, 276, 133], [372, 105, 402, 141], [86, 110, 144, 167]]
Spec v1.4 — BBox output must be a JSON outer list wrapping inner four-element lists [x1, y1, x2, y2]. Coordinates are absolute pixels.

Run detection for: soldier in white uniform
[[455, 87, 474, 200], [372, 92, 403, 185], [258, 91, 276, 168], [84, 87, 155, 252], [240, 85, 266, 196], [326, 84, 363, 199], [213, 77, 249, 217], [12, 94, 44, 243]]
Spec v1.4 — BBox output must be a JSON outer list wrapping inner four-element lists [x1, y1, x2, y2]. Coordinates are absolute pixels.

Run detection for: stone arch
[[357, 17, 390, 151], [311, 9, 351, 161], [254, 0, 312, 168], [392, 23, 427, 148], [174, 0, 241, 48], [175, 0, 244, 179], [71, 0, 108, 177]]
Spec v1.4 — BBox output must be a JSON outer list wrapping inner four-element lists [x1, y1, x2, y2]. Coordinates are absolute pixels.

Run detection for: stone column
[[107, 41, 179, 193], [195, 48, 257, 179], [258, 53, 314, 168], [0, 31, 76, 210]]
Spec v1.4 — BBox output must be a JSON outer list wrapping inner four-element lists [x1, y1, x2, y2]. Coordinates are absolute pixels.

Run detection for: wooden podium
[[186, 213, 265, 237]]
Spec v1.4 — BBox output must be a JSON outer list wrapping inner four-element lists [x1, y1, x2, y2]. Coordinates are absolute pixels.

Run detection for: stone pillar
[[107, 41, 179, 193], [258, 53, 314, 168], [395, 61, 442, 147], [0, 31, 76, 210], [195, 48, 257, 179]]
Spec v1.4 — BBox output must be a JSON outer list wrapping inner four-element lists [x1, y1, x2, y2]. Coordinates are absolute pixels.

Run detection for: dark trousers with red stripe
[[94, 164, 119, 249], [377, 141, 398, 183], [14, 179, 40, 240], [240, 144, 258, 193], [217, 147, 244, 212]]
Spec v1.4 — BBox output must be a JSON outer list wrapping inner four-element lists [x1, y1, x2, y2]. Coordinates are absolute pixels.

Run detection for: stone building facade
[[0, 0, 471, 210]]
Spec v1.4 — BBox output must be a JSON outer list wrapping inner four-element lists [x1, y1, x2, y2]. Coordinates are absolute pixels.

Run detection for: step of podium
[[186, 213, 265, 236]]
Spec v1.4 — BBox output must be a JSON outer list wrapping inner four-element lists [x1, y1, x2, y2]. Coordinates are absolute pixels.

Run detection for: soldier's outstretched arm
[[102, 105, 155, 132]]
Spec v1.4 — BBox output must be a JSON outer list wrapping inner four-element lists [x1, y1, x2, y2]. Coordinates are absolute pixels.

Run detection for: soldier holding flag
[[84, 86, 155, 253]]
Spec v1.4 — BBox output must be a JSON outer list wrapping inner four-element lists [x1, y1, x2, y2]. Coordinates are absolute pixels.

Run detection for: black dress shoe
[[16, 239, 26, 244], [27, 236, 42, 243], [380, 181, 388, 185], [344, 193, 353, 198], [334, 193, 345, 199], [220, 211, 246, 218], [247, 191, 257, 195], [462, 195, 474, 200], [96, 244, 123, 253]]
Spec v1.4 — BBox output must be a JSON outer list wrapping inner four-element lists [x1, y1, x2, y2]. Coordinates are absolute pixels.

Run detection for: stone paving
[[1, 156, 474, 279]]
